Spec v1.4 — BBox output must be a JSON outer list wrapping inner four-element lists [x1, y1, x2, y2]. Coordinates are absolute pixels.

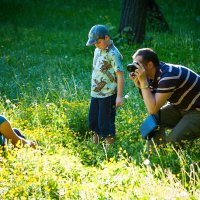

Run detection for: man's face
[[133, 55, 155, 79], [133, 55, 150, 76], [133, 55, 147, 70], [94, 36, 110, 50]]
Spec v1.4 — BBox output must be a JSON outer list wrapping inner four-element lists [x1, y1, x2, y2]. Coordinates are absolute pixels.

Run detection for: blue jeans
[[88, 94, 116, 138]]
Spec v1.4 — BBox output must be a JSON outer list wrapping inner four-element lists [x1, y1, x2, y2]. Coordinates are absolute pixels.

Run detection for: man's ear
[[148, 61, 154, 69]]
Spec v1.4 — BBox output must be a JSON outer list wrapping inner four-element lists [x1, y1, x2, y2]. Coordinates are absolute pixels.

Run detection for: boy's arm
[[116, 71, 124, 107]]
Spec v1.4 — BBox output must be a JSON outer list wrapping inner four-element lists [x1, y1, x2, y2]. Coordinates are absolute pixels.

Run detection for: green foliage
[[0, 0, 200, 199]]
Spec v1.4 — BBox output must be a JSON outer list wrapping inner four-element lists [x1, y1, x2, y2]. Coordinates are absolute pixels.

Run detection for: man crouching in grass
[[128, 48, 200, 148]]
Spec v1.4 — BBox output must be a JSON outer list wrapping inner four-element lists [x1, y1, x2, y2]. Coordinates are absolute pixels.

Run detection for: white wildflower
[[124, 94, 129, 99], [59, 189, 65, 196], [144, 159, 151, 166], [6, 99, 11, 104]]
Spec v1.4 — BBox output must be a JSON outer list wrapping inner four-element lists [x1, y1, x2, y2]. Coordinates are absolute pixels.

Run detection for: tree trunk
[[118, 0, 169, 44], [119, 0, 148, 44]]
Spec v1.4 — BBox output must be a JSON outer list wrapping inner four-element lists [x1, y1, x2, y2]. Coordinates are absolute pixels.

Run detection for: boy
[[86, 24, 124, 145]]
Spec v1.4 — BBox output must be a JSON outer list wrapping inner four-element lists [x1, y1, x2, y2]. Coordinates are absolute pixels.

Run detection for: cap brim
[[86, 38, 97, 46]]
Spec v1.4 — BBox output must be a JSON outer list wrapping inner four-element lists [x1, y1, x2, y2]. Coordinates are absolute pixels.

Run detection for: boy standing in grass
[[86, 24, 124, 146]]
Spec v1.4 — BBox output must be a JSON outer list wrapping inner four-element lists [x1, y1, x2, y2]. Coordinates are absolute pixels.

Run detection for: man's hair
[[133, 48, 160, 67]]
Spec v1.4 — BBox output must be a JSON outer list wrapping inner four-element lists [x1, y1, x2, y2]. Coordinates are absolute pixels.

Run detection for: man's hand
[[129, 61, 149, 89], [134, 62, 149, 88], [129, 73, 141, 88]]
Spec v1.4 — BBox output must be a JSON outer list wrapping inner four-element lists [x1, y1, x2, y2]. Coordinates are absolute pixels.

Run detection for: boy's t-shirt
[[91, 41, 123, 98]]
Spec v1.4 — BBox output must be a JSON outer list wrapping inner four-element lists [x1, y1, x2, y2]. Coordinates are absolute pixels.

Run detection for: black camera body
[[127, 61, 138, 72]]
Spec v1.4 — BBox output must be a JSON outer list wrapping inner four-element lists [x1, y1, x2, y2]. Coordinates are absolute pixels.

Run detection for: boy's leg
[[109, 94, 117, 137], [88, 97, 101, 143], [106, 94, 116, 144], [98, 95, 116, 139], [88, 97, 100, 135]]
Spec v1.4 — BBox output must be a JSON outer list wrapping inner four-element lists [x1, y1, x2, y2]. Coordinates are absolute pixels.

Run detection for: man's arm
[[140, 88, 173, 114], [129, 66, 173, 114], [116, 71, 124, 107]]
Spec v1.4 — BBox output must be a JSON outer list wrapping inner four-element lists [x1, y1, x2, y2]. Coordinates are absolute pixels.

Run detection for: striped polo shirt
[[151, 62, 200, 111]]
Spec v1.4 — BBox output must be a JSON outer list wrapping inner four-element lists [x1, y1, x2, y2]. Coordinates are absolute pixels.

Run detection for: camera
[[127, 61, 138, 72]]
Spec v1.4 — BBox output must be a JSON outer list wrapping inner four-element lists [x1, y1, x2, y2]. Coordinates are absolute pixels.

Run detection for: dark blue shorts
[[88, 94, 116, 138]]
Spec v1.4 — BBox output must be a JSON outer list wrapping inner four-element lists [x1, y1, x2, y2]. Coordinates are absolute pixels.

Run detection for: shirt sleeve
[[109, 51, 123, 72]]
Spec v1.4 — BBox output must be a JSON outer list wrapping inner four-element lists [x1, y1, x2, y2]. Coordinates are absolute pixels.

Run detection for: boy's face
[[94, 35, 110, 50]]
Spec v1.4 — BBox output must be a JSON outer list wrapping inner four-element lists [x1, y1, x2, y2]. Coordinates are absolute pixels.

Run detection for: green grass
[[0, 0, 200, 199]]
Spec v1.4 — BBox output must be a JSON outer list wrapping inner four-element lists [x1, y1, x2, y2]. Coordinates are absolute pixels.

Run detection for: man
[[129, 48, 200, 146]]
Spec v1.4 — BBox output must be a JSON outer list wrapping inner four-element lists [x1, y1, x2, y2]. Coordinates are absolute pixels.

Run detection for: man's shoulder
[[160, 62, 180, 69], [160, 62, 184, 75]]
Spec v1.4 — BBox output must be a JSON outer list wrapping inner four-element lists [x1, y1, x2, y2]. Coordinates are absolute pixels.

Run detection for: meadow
[[0, 0, 200, 199]]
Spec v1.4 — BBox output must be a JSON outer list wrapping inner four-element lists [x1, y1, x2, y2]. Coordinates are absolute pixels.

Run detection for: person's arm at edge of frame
[[0, 121, 36, 148], [116, 71, 124, 107]]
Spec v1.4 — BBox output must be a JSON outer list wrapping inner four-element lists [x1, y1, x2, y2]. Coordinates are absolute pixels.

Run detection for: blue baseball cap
[[86, 25, 110, 46]]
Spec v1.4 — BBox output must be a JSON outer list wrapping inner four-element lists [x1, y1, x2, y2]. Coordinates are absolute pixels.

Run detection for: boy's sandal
[[92, 133, 100, 144]]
